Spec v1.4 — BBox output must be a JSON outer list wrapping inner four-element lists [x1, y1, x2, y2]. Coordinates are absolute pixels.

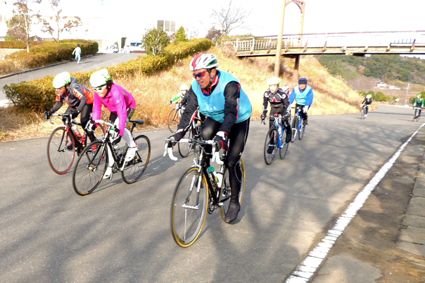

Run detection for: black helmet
[[298, 77, 307, 84]]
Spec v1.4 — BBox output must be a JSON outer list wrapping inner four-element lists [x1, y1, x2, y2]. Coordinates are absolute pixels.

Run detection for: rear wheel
[[171, 167, 208, 248], [168, 109, 179, 133], [47, 126, 76, 175], [72, 141, 107, 196], [122, 135, 151, 184], [220, 159, 246, 221], [264, 128, 277, 165]]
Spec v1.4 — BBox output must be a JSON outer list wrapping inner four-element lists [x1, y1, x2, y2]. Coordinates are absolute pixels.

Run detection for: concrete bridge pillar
[[294, 55, 301, 80]]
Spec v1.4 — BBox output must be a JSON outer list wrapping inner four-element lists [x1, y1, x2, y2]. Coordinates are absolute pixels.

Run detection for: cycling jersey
[[263, 88, 290, 115], [92, 83, 136, 137], [289, 85, 314, 107], [362, 97, 373, 105], [413, 98, 424, 108]]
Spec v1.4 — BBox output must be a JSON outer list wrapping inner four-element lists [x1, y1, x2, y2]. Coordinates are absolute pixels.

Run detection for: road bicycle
[[72, 119, 151, 196], [262, 114, 290, 165], [177, 108, 202, 158], [291, 106, 307, 142], [164, 138, 246, 248], [46, 113, 104, 175], [412, 106, 422, 122], [360, 104, 369, 119], [168, 103, 185, 133]]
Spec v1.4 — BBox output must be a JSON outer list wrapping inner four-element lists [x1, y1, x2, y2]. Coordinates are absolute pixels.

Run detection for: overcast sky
[[1, 0, 424, 40]]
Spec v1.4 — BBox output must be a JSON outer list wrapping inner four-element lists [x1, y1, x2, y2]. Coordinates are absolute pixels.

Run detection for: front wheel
[[47, 126, 76, 175], [72, 141, 107, 196], [264, 128, 277, 165], [178, 128, 193, 158], [171, 167, 208, 248], [220, 159, 246, 221], [279, 138, 289, 160], [122, 135, 151, 184], [298, 120, 305, 140], [168, 109, 179, 133]]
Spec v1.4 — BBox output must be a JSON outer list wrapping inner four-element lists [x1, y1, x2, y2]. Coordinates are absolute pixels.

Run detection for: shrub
[[0, 41, 26, 49]]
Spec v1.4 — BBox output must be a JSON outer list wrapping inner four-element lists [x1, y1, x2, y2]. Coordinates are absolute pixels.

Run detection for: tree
[[41, 0, 81, 41], [212, 0, 248, 35], [205, 27, 223, 44], [142, 28, 170, 55], [175, 26, 188, 43], [6, 1, 41, 52]]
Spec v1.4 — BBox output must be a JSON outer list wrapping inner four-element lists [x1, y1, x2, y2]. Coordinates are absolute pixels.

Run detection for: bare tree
[[212, 0, 248, 35], [41, 0, 81, 41]]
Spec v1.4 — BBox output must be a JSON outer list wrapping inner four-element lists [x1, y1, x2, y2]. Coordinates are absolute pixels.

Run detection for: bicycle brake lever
[[163, 142, 178, 161]]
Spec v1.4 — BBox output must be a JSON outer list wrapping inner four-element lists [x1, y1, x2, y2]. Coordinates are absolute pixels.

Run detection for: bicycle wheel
[[299, 122, 306, 140], [279, 138, 289, 160], [168, 109, 179, 133], [220, 159, 246, 221], [264, 128, 277, 165], [178, 128, 193, 158], [72, 141, 107, 196], [122, 135, 151, 184], [171, 167, 208, 248], [47, 126, 76, 175], [291, 117, 298, 142]]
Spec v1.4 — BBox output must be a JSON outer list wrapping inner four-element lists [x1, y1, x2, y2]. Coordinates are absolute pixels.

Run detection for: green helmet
[[52, 72, 71, 88], [90, 68, 112, 88]]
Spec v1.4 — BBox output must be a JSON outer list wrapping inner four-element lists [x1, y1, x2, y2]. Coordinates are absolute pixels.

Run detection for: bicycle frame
[[52, 113, 86, 152]]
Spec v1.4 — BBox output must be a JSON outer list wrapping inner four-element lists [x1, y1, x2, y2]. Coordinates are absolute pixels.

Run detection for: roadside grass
[[0, 47, 362, 142]]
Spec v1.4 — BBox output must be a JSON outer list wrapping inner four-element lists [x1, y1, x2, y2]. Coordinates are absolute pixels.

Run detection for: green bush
[[359, 90, 395, 103], [4, 39, 212, 111], [0, 41, 26, 49]]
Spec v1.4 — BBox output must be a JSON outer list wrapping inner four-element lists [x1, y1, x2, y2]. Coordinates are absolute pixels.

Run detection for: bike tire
[[72, 141, 107, 196], [220, 159, 246, 222], [47, 126, 76, 175], [264, 128, 277, 165], [279, 141, 289, 160], [171, 167, 208, 248], [167, 109, 179, 133], [178, 128, 193, 158], [298, 121, 305, 140], [291, 117, 298, 142], [122, 135, 151, 184]]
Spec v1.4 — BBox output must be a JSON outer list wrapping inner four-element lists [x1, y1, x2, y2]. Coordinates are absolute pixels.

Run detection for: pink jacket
[[92, 83, 137, 136]]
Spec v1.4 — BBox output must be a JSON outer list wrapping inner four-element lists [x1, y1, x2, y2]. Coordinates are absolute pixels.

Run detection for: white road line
[[285, 123, 425, 283]]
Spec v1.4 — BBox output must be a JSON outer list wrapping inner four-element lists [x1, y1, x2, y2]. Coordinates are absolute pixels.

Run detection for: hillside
[[0, 46, 362, 141]]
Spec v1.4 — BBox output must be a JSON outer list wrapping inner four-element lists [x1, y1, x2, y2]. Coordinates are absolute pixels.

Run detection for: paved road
[[0, 53, 140, 105], [0, 105, 420, 282]]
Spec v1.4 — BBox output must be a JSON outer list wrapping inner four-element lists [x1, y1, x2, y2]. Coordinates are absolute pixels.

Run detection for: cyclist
[[170, 53, 252, 224], [45, 71, 96, 144], [361, 94, 373, 117], [170, 83, 190, 108], [413, 94, 424, 119], [89, 68, 137, 179], [261, 76, 292, 154], [289, 77, 314, 125]]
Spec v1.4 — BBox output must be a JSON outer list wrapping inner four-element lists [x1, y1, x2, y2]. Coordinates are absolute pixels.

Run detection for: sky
[[1, 0, 424, 40]]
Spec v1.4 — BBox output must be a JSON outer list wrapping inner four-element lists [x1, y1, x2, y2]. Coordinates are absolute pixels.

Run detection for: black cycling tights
[[201, 118, 250, 202]]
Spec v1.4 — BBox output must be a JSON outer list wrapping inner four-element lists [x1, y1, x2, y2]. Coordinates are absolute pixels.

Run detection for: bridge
[[225, 30, 425, 58]]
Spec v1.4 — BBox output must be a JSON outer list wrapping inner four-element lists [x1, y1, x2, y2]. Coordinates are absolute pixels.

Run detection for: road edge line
[[285, 122, 425, 283]]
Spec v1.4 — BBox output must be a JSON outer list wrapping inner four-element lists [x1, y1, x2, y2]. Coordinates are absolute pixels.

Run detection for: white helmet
[[52, 72, 71, 88], [90, 68, 112, 88], [267, 76, 281, 86], [366, 94, 372, 99], [189, 53, 218, 71], [180, 83, 189, 91]]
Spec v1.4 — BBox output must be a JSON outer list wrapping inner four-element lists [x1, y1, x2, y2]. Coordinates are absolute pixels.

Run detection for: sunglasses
[[94, 84, 106, 91], [193, 70, 208, 79]]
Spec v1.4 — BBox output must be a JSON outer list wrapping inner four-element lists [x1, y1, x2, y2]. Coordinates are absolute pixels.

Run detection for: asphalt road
[[0, 53, 140, 105], [0, 104, 420, 282]]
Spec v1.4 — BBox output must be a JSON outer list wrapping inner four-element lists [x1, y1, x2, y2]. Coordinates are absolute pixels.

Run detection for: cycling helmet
[[180, 83, 189, 91], [298, 77, 308, 84], [189, 53, 218, 71], [267, 76, 281, 86], [52, 72, 71, 88], [90, 68, 112, 88], [366, 94, 372, 99]]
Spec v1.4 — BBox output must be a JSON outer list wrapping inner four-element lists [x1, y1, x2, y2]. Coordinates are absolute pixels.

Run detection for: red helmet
[[189, 53, 218, 71]]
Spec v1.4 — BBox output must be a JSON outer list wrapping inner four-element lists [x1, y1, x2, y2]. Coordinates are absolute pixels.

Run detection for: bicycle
[[46, 113, 104, 175], [291, 106, 307, 142], [177, 108, 202, 158], [412, 106, 422, 122], [168, 103, 185, 133], [72, 119, 151, 196], [360, 104, 369, 119], [164, 138, 246, 248], [262, 114, 290, 165]]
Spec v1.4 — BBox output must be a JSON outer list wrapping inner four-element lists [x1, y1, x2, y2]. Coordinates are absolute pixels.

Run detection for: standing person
[[413, 94, 424, 119], [72, 44, 82, 64], [361, 94, 373, 117], [45, 71, 96, 144], [261, 77, 292, 154], [170, 53, 252, 224], [89, 68, 137, 179], [289, 77, 314, 125]]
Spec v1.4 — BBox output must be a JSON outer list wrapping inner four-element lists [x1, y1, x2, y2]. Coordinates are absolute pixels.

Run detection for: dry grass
[[0, 46, 362, 142]]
